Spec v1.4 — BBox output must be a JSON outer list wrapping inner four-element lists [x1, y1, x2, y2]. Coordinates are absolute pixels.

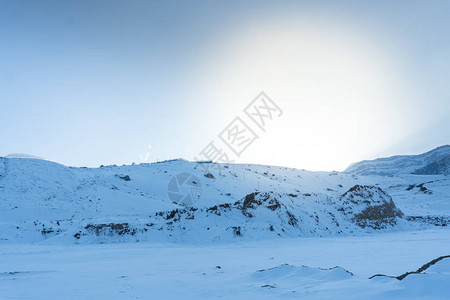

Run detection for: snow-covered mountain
[[1, 146, 449, 244], [1, 147, 450, 299], [344, 145, 450, 176]]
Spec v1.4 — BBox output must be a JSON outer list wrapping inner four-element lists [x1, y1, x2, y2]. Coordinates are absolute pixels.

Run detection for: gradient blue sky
[[1, 0, 449, 170]]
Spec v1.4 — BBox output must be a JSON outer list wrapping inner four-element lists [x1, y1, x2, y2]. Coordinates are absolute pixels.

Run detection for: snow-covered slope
[[1, 149, 449, 244], [413, 154, 450, 175], [345, 145, 450, 176]]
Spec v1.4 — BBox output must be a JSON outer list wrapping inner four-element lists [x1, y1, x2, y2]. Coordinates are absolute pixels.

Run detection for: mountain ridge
[[344, 145, 450, 176]]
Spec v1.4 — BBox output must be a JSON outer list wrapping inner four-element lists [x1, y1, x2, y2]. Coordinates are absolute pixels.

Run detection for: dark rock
[[229, 226, 241, 237], [204, 173, 215, 179], [405, 183, 432, 194], [84, 223, 137, 236], [117, 175, 131, 181]]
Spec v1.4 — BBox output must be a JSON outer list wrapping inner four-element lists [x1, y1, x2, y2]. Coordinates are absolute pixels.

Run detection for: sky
[[0, 0, 449, 171]]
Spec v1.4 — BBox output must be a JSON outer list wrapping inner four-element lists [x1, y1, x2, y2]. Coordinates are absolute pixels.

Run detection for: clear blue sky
[[1, 0, 449, 170]]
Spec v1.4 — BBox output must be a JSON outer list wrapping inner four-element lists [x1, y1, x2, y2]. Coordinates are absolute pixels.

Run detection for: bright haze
[[1, 1, 449, 171]]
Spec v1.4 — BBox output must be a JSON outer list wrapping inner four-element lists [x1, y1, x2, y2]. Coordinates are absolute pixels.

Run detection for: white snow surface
[[0, 229, 449, 299], [0, 153, 449, 299]]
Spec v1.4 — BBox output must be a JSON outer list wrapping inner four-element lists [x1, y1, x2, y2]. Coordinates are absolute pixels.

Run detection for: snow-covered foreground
[[1, 228, 449, 299]]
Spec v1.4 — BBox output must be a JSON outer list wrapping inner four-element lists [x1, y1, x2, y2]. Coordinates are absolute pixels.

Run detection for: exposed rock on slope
[[0, 158, 6, 178], [74, 192, 303, 242], [337, 185, 404, 229], [74, 188, 407, 243]]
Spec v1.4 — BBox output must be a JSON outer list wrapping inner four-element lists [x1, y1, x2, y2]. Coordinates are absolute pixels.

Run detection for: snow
[[0, 229, 449, 299], [0, 148, 449, 298], [4, 154, 46, 160], [1, 157, 448, 244]]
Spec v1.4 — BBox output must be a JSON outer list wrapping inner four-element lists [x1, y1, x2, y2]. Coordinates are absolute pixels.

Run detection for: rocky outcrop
[[337, 185, 403, 229]]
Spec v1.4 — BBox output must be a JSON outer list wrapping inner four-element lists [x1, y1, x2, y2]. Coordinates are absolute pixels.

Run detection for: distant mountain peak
[[345, 145, 450, 176], [4, 153, 45, 160]]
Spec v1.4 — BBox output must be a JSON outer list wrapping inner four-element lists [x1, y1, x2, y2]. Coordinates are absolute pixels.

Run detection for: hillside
[[1, 149, 449, 244]]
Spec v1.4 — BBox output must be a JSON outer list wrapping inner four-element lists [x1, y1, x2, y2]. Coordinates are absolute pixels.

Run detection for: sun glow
[[189, 16, 411, 171]]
